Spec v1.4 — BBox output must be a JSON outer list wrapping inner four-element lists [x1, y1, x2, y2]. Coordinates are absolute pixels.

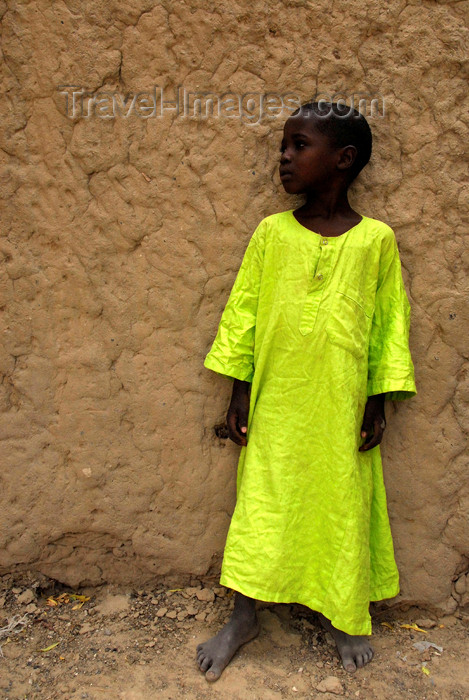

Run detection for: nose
[[280, 149, 291, 164]]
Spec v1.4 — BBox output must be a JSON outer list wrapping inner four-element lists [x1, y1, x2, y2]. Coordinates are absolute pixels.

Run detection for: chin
[[281, 181, 301, 195]]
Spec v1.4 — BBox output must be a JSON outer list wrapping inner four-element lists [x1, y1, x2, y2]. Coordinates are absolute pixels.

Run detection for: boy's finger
[[237, 421, 248, 445], [359, 421, 385, 452], [227, 413, 248, 446], [227, 413, 242, 444], [372, 418, 385, 443], [359, 436, 378, 451], [360, 416, 372, 436], [228, 428, 246, 446]]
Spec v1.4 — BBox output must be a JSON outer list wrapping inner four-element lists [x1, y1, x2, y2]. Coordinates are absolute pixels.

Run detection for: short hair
[[297, 101, 372, 180]]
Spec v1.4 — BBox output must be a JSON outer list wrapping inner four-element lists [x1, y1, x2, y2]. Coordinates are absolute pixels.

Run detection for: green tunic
[[204, 210, 416, 635]]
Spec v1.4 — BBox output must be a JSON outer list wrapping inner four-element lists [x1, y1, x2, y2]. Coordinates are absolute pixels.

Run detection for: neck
[[301, 186, 354, 220], [293, 186, 362, 237]]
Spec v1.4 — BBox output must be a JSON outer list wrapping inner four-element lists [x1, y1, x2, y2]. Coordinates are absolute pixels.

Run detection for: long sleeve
[[204, 222, 265, 382], [367, 232, 416, 400]]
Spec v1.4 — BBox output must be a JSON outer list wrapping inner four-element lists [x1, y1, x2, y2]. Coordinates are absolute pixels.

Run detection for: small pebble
[[415, 618, 437, 629], [316, 676, 343, 695], [196, 589, 215, 603], [17, 590, 35, 605], [166, 611, 177, 619], [185, 587, 201, 597]]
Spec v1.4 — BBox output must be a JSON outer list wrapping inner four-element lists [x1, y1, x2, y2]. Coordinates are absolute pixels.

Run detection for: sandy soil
[[1, 573, 468, 700]]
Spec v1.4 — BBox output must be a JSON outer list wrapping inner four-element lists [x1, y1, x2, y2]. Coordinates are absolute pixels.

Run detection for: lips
[[280, 170, 293, 179]]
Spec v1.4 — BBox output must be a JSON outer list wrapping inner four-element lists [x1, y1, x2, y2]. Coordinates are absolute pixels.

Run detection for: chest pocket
[[326, 291, 373, 359]]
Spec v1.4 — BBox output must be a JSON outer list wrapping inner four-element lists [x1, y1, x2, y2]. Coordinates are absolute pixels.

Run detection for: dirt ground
[[0, 573, 468, 700]]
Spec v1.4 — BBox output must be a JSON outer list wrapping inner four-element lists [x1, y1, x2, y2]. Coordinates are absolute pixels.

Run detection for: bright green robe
[[204, 210, 416, 635]]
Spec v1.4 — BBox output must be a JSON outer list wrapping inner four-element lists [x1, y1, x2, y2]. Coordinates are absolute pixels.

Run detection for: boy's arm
[[227, 379, 251, 446], [204, 222, 266, 384], [367, 231, 416, 400], [359, 393, 386, 452]]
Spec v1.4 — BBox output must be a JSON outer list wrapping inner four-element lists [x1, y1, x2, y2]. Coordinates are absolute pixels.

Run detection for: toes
[[200, 656, 212, 672], [342, 655, 357, 673], [355, 654, 364, 669], [206, 664, 223, 683]]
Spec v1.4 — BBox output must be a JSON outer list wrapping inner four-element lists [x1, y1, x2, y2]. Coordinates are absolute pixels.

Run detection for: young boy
[[197, 102, 416, 681]]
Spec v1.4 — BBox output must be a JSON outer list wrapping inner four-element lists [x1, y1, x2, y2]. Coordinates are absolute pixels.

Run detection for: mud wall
[[1, 0, 468, 611]]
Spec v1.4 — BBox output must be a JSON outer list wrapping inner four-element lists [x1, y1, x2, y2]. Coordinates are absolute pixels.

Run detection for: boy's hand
[[227, 379, 251, 446], [359, 393, 386, 452]]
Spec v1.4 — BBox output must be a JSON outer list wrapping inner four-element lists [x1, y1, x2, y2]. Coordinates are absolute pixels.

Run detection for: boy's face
[[279, 113, 342, 195]]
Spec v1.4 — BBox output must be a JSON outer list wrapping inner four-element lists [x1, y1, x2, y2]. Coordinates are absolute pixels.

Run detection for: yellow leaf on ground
[[46, 598, 58, 607], [400, 623, 427, 634], [168, 589, 183, 593], [381, 622, 393, 630], [69, 595, 90, 602], [421, 666, 430, 676], [40, 642, 60, 652]]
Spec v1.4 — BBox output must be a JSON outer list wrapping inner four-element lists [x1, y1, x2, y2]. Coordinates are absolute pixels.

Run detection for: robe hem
[[218, 574, 400, 636], [367, 378, 416, 400], [204, 355, 253, 383], [370, 582, 400, 602]]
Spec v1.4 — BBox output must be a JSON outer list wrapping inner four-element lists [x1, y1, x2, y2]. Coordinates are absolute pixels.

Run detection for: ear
[[337, 145, 357, 172]]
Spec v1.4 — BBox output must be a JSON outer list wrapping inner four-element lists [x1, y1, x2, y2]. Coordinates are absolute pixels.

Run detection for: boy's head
[[299, 101, 372, 181], [280, 102, 372, 192]]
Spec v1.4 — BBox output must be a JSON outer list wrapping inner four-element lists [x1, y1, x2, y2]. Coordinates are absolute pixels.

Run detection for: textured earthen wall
[[1, 0, 468, 611]]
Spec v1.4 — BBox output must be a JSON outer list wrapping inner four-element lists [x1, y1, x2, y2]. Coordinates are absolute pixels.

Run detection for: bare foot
[[319, 614, 374, 672], [196, 593, 259, 682]]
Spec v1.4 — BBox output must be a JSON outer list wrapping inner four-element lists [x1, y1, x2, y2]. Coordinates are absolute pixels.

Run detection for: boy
[[197, 102, 416, 681]]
